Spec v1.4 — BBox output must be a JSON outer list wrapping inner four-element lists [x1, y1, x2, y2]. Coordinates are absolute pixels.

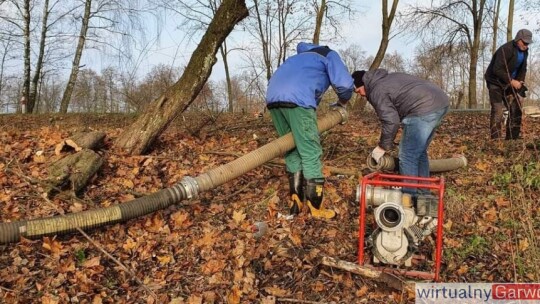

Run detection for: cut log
[[47, 149, 103, 194], [55, 131, 106, 155], [69, 131, 106, 150], [321, 256, 415, 295]]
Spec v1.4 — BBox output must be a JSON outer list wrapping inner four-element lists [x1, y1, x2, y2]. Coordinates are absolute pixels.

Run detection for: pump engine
[[358, 185, 439, 266]]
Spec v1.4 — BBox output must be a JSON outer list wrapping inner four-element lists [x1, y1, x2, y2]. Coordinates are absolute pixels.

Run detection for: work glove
[[371, 146, 386, 164]]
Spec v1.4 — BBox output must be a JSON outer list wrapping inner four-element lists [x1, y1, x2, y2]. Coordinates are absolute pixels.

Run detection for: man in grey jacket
[[352, 69, 449, 193]]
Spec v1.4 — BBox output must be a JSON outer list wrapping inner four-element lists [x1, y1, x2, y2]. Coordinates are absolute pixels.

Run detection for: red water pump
[[357, 172, 444, 281]]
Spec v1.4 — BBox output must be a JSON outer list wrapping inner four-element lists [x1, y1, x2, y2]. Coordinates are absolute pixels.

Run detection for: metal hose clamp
[[180, 176, 199, 199], [332, 106, 348, 125]]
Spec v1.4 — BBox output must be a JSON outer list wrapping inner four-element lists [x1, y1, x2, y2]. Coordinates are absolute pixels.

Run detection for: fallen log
[[47, 149, 104, 194], [55, 131, 106, 154], [321, 256, 415, 295]]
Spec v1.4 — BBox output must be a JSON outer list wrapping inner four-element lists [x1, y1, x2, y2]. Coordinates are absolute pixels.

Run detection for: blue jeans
[[399, 106, 448, 194]]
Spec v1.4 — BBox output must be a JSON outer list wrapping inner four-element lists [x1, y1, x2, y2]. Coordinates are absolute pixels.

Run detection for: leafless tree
[[507, 0, 514, 41], [114, 0, 248, 155], [491, 0, 502, 54], [398, 0, 490, 109], [370, 0, 399, 70], [311, 0, 354, 44]]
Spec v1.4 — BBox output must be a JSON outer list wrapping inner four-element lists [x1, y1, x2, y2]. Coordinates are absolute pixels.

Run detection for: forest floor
[[0, 109, 539, 304]]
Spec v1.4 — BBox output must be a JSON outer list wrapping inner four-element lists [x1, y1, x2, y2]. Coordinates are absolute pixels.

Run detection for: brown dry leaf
[[146, 214, 165, 233], [457, 264, 468, 275], [495, 197, 510, 208], [157, 255, 172, 265], [263, 286, 288, 297], [311, 281, 325, 292], [201, 259, 225, 275], [82, 257, 101, 268], [171, 211, 192, 228], [267, 194, 280, 218], [123, 179, 134, 189], [226, 285, 242, 304], [356, 285, 369, 297], [518, 239, 530, 251], [482, 207, 497, 222], [187, 295, 203, 304], [42, 237, 63, 256], [232, 210, 246, 224], [41, 294, 59, 304], [195, 229, 217, 247], [474, 161, 490, 172], [69, 202, 84, 213], [92, 295, 103, 304], [260, 296, 276, 304], [122, 237, 137, 251], [288, 232, 302, 247], [322, 166, 331, 177]]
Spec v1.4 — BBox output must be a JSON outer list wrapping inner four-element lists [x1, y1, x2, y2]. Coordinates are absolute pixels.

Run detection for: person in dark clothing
[[485, 28, 532, 140], [352, 69, 449, 195], [266, 42, 354, 219]]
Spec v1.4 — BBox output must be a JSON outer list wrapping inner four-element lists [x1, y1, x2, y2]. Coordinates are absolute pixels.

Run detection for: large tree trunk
[[29, 0, 50, 114], [114, 0, 248, 155], [59, 0, 92, 114]]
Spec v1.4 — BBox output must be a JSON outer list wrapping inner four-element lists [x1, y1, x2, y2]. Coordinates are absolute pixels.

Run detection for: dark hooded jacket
[[485, 40, 528, 88], [363, 69, 449, 150]]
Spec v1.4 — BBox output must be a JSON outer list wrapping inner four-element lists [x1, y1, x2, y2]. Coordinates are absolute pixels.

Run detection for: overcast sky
[[81, 0, 531, 82]]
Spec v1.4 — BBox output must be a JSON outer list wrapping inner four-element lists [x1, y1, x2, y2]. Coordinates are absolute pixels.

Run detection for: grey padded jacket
[[363, 69, 449, 150]]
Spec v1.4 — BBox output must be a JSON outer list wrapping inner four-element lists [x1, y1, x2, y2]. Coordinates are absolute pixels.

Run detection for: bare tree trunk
[[506, 0, 514, 42], [114, 0, 248, 155], [491, 0, 501, 54], [253, 0, 272, 81], [22, 0, 32, 113], [312, 0, 326, 44], [220, 42, 234, 113], [59, 0, 92, 114], [29, 0, 50, 114], [467, 0, 487, 109], [370, 0, 399, 70]]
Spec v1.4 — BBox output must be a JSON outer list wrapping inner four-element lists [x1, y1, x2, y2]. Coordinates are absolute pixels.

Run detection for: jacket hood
[[364, 69, 389, 89], [297, 42, 320, 54]]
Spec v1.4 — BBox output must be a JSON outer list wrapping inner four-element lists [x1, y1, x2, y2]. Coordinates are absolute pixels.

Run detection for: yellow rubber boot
[[306, 178, 336, 219], [288, 171, 304, 215]]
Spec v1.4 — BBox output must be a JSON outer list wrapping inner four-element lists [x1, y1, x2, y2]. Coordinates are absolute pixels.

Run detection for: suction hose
[[366, 154, 468, 173], [0, 108, 348, 244]]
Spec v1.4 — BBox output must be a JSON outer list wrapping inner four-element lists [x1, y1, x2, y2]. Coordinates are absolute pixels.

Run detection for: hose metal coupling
[[180, 176, 199, 199], [332, 106, 348, 125]]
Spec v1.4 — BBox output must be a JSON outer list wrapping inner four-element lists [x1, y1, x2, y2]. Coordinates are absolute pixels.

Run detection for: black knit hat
[[352, 70, 366, 88]]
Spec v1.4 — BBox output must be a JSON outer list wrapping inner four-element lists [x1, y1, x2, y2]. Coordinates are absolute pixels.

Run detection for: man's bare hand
[[511, 79, 523, 89]]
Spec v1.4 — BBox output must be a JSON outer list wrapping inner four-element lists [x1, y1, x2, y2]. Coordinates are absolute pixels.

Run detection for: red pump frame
[[358, 172, 445, 281]]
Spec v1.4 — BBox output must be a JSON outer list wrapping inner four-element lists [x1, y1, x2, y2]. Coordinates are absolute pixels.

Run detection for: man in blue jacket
[[266, 42, 354, 219], [352, 69, 449, 195]]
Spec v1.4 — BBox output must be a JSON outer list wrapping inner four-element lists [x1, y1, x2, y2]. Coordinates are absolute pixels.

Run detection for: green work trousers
[[269, 107, 323, 180]]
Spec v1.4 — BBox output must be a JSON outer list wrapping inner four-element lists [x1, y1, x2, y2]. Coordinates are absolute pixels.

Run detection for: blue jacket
[[266, 42, 354, 109]]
